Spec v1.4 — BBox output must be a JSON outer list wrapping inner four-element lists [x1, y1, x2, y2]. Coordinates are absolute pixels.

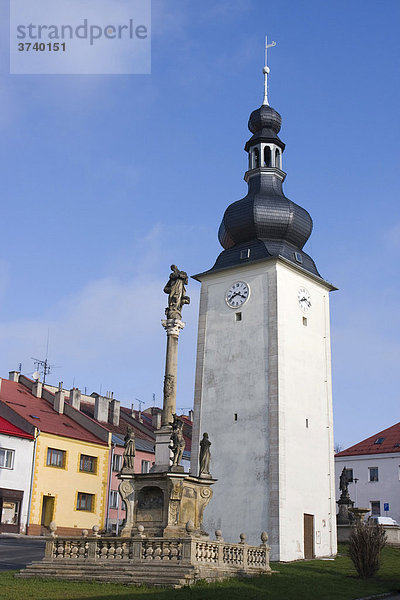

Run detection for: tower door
[[303, 514, 314, 559], [41, 496, 55, 527]]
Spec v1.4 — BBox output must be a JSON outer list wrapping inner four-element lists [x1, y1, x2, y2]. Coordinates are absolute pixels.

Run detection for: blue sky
[[0, 0, 399, 449]]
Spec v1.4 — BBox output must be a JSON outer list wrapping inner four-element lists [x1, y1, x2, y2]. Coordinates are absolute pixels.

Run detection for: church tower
[[190, 39, 337, 562]]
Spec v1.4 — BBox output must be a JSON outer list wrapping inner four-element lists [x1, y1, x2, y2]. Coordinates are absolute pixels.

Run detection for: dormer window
[[264, 146, 271, 167]]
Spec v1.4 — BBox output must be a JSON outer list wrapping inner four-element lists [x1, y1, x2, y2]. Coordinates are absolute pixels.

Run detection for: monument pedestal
[[336, 497, 354, 525], [118, 471, 215, 539], [151, 426, 173, 473]]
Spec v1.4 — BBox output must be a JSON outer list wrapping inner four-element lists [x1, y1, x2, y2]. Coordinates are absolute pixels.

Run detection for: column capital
[[161, 318, 185, 336]]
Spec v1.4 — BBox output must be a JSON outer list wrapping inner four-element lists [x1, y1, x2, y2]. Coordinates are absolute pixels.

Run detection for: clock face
[[298, 287, 312, 312], [226, 281, 250, 308]]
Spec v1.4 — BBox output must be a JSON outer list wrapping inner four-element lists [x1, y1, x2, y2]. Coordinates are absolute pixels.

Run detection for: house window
[[110, 490, 119, 509], [47, 448, 65, 468], [346, 468, 354, 482], [76, 492, 94, 511], [0, 448, 15, 469], [112, 454, 122, 472], [370, 501, 381, 516], [141, 460, 150, 474], [79, 455, 97, 473], [369, 467, 379, 482]]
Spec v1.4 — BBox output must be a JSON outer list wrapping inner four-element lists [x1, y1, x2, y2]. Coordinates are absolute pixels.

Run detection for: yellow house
[[0, 374, 111, 535]]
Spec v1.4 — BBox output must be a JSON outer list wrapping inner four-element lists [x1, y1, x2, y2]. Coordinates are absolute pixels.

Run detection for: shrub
[[349, 520, 387, 578]]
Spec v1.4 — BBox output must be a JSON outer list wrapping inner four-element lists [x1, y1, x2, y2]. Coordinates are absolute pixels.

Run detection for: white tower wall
[[191, 258, 336, 561]]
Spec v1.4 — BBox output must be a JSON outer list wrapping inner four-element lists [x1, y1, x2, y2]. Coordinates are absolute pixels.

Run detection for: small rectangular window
[[47, 448, 65, 468], [370, 501, 380, 516], [374, 437, 384, 445], [305, 419, 309, 428], [112, 454, 122, 472], [345, 468, 353, 482], [294, 252, 303, 263], [0, 448, 15, 469], [235, 312, 242, 322], [234, 413, 238, 421], [240, 249, 250, 260], [79, 455, 97, 473], [369, 467, 379, 482], [77, 492, 94, 512], [303, 317, 307, 326], [110, 490, 119, 509], [141, 460, 150, 474]]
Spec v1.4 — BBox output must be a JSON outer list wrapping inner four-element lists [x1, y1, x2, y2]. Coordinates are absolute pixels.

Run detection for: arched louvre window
[[264, 146, 271, 167]]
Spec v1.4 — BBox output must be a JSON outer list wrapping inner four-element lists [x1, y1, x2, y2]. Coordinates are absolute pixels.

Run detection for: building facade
[[0, 375, 110, 535], [0, 415, 35, 533], [191, 62, 336, 561], [335, 422, 400, 524]]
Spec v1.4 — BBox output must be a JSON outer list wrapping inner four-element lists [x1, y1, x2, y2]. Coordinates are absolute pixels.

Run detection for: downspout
[[106, 443, 115, 534], [26, 428, 40, 535]]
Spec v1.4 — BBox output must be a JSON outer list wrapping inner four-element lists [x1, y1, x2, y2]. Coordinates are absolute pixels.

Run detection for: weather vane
[[263, 35, 276, 106]]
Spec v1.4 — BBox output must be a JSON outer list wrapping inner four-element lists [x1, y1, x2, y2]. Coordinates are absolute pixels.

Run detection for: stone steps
[[17, 561, 199, 587]]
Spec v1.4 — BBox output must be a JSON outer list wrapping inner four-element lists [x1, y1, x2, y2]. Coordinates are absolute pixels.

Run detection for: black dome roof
[[209, 103, 320, 278]]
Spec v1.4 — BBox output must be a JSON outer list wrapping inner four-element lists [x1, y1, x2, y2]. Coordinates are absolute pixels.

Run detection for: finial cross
[[263, 35, 276, 106]]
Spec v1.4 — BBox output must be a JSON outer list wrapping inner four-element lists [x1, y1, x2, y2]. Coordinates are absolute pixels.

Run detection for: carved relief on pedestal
[[198, 486, 213, 526], [163, 374, 175, 402], [118, 480, 135, 537]]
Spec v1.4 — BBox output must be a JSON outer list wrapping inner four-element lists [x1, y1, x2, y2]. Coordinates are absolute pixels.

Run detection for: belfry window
[[263, 146, 271, 167], [253, 148, 259, 168], [275, 149, 281, 169]]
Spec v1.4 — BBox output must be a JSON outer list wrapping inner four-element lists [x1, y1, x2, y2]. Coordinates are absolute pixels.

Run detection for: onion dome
[[201, 39, 321, 279], [210, 101, 320, 277]]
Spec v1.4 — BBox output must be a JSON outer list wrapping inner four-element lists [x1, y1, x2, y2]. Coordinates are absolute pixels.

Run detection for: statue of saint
[[169, 417, 185, 467], [164, 265, 190, 320], [339, 467, 350, 499], [199, 432, 211, 478], [123, 427, 136, 470]]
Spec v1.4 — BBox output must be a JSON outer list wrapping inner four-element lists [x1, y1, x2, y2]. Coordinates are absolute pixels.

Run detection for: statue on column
[[199, 432, 212, 478], [164, 265, 190, 320], [169, 415, 186, 467], [122, 427, 136, 470]]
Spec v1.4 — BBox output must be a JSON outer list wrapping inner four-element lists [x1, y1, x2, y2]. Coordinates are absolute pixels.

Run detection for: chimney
[[151, 407, 161, 430], [54, 382, 65, 414], [69, 387, 81, 410], [109, 398, 120, 427], [94, 395, 109, 423], [32, 380, 43, 398], [9, 370, 20, 382], [188, 409, 193, 422]]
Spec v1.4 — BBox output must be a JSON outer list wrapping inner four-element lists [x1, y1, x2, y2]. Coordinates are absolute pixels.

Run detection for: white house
[[335, 422, 400, 524], [0, 414, 35, 533]]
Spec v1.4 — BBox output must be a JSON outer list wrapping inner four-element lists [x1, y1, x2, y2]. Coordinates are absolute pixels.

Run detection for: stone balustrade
[[44, 531, 271, 574]]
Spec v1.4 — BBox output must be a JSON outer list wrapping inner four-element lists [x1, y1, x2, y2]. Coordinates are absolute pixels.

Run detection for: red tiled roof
[[0, 379, 107, 446], [78, 401, 154, 443], [336, 422, 400, 457], [0, 415, 34, 440]]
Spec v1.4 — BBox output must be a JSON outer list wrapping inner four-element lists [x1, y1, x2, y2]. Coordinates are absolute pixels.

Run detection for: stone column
[[152, 318, 185, 473], [161, 318, 185, 426]]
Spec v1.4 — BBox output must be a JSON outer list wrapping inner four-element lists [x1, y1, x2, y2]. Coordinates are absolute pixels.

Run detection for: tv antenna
[[31, 327, 59, 384], [136, 398, 145, 411], [31, 357, 58, 384]]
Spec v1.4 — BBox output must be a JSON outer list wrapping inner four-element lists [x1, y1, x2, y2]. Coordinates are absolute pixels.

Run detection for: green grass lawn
[[1, 546, 399, 600]]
